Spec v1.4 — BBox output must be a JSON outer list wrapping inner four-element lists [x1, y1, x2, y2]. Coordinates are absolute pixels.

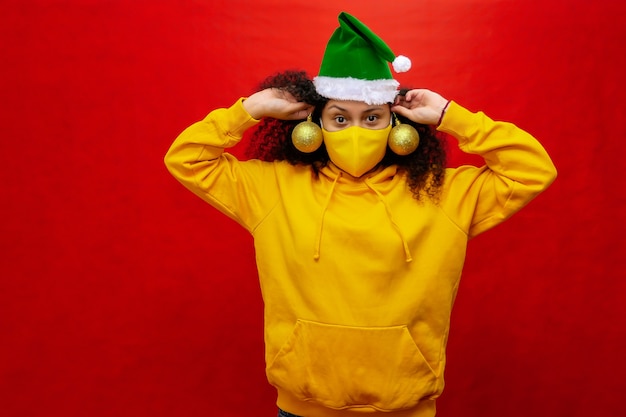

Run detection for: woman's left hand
[[391, 89, 449, 125]]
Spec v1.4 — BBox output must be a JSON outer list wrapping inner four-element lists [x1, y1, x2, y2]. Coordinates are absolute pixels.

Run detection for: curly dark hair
[[245, 70, 447, 201]]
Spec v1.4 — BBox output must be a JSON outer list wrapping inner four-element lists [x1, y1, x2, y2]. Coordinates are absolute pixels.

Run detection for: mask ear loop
[[388, 113, 420, 155], [292, 114, 323, 153]]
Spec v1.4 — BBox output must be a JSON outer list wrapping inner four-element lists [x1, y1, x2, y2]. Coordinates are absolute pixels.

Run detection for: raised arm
[[394, 88, 557, 237], [164, 88, 311, 230]]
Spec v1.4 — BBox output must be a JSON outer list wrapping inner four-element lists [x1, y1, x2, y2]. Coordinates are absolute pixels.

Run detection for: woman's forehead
[[323, 100, 389, 112]]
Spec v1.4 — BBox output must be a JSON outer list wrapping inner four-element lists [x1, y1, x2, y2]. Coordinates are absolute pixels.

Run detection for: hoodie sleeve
[[164, 98, 278, 231], [436, 101, 557, 238]]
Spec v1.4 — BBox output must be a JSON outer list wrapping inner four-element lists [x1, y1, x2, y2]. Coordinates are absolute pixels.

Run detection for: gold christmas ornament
[[291, 114, 323, 153], [388, 114, 419, 155]]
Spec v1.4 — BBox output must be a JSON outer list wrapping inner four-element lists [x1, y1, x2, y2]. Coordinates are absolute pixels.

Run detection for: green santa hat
[[314, 12, 411, 105]]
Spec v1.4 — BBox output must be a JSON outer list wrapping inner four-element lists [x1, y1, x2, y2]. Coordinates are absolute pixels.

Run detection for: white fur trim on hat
[[313, 76, 400, 105]]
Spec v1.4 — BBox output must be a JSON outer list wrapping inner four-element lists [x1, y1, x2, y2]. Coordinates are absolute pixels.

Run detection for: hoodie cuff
[[202, 97, 261, 144], [435, 101, 475, 147]]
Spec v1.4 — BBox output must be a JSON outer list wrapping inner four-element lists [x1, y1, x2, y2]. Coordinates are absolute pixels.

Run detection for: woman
[[165, 12, 556, 417]]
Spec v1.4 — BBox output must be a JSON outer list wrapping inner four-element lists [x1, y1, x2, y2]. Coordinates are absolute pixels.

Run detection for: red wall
[[1, 1, 625, 416]]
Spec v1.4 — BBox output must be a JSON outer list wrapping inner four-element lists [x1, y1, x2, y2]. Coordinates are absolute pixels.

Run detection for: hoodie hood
[[314, 163, 413, 263], [319, 161, 398, 184]]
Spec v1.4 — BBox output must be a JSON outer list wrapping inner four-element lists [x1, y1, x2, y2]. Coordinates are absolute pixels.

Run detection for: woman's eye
[[367, 115, 379, 122], [335, 116, 346, 124]]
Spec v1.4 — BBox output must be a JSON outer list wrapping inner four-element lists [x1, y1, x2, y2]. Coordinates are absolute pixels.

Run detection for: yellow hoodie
[[164, 98, 557, 417]]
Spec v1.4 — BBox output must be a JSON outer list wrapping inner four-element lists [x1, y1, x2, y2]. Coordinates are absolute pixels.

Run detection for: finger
[[394, 94, 408, 106], [392, 99, 417, 112], [286, 103, 314, 120], [390, 104, 411, 119], [291, 109, 312, 120], [273, 88, 298, 102], [404, 89, 421, 102], [289, 102, 313, 113]]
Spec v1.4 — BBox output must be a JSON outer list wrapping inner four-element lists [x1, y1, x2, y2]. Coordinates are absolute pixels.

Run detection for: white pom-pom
[[392, 55, 411, 73]]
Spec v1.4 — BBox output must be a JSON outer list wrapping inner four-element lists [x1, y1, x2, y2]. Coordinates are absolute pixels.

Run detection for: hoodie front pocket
[[266, 319, 440, 411]]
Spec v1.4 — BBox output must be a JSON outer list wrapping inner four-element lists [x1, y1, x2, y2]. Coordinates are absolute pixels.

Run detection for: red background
[[1, 1, 625, 416]]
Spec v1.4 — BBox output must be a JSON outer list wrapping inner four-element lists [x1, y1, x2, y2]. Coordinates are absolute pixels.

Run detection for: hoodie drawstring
[[314, 172, 341, 261], [313, 172, 413, 263], [365, 178, 413, 263]]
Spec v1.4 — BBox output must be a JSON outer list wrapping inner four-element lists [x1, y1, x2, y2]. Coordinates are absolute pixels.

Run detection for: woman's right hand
[[243, 88, 314, 121]]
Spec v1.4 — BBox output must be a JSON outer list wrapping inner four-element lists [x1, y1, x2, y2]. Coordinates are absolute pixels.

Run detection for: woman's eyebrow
[[326, 105, 384, 112], [364, 107, 385, 113]]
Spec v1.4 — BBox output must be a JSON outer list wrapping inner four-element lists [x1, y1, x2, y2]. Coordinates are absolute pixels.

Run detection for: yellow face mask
[[322, 125, 391, 178]]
